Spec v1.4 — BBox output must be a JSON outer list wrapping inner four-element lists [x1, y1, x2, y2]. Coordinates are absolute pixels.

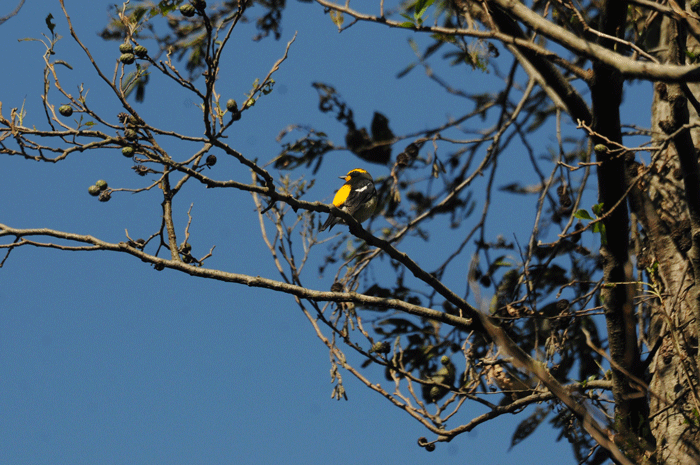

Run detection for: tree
[[2, 0, 700, 463]]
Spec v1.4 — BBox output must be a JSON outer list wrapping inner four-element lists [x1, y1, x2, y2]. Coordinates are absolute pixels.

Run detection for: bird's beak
[[339, 175, 346, 180]]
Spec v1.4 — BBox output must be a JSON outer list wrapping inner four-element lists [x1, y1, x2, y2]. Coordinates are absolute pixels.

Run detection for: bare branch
[[314, 0, 700, 82], [0, 223, 473, 328], [0, 0, 24, 26]]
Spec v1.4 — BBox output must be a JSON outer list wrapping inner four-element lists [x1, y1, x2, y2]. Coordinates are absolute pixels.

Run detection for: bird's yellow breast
[[332, 184, 352, 207]]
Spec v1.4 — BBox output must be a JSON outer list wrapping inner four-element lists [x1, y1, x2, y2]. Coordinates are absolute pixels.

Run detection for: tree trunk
[[640, 11, 700, 465]]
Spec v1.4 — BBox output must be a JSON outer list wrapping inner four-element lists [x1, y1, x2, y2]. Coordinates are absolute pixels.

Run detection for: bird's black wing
[[344, 179, 376, 214]]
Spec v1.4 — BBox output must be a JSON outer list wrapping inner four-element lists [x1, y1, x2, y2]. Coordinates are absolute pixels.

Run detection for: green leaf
[[598, 224, 607, 245], [399, 13, 415, 27], [330, 10, 344, 29], [396, 62, 417, 78], [262, 79, 275, 95], [414, 0, 435, 20], [573, 209, 593, 220], [132, 6, 148, 24], [430, 33, 456, 44], [408, 37, 419, 54], [155, 0, 178, 16], [592, 222, 607, 245], [591, 203, 604, 217]]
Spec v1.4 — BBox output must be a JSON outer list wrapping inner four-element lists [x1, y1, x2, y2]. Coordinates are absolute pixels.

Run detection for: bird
[[320, 168, 378, 232]]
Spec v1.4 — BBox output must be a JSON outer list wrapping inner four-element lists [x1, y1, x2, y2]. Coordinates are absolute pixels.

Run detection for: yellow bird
[[320, 168, 378, 232]]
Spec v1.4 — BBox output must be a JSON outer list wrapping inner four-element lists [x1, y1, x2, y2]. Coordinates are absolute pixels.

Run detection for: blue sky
[[1, 1, 653, 464]]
